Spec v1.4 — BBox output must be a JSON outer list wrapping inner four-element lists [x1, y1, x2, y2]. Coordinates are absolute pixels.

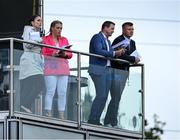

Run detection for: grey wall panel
[[23, 124, 84, 139], [90, 135, 113, 140], [0, 122, 4, 139]]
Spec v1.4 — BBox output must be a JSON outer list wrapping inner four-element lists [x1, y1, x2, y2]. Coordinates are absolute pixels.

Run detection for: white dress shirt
[[102, 33, 111, 66]]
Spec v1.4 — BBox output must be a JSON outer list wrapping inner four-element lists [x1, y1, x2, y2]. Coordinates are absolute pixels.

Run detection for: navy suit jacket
[[111, 35, 136, 70], [88, 32, 114, 75]]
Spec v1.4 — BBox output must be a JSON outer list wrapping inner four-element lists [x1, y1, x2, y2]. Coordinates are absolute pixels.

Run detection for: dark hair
[[49, 20, 62, 33], [29, 15, 40, 25], [122, 22, 133, 28], [101, 21, 115, 30]]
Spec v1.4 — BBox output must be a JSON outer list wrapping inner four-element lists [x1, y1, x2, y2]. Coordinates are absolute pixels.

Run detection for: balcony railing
[[0, 37, 145, 139]]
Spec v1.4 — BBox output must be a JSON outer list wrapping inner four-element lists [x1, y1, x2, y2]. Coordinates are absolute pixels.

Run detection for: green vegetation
[[145, 114, 166, 139]]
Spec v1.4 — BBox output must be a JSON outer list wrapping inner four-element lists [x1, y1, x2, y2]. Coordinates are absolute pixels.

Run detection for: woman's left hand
[[58, 51, 67, 58]]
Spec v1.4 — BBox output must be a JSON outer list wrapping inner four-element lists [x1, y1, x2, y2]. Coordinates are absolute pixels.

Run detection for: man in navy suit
[[88, 21, 125, 125], [104, 22, 140, 127]]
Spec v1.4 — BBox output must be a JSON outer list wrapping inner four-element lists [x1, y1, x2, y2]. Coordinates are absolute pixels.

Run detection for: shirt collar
[[123, 35, 131, 42], [101, 32, 108, 40]]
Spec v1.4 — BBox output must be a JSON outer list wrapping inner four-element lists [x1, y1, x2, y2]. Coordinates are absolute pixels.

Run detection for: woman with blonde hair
[[42, 20, 72, 119]]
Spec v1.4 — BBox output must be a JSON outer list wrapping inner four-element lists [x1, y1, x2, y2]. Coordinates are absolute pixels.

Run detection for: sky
[[43, 0, 180, 139]]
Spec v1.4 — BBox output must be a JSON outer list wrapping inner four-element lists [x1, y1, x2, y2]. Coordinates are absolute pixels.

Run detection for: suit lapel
[[129, 40, 135, 53], [99, 32, 108, 50]]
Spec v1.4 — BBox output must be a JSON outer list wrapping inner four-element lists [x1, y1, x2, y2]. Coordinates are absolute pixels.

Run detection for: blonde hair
[[49, 20, 62, 33]]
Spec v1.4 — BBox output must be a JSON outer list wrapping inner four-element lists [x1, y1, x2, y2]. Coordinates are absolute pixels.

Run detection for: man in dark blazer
[[88, 21, 125, 125], [104, 22, 140, 127]]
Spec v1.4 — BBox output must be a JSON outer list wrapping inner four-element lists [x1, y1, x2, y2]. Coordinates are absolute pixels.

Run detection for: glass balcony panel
[[80, 55, 90, 123], [80, 55, 143, 133], [116, 66, 142, 133], [66, 53, 78, 122], [0, 40, 10, 111], [13, 43, 44, 116], [13, 41, 78, 122]]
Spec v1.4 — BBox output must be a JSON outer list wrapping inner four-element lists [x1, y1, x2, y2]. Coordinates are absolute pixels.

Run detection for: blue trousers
[[88, 67, 112, 124], [104, 69, 129, 126]]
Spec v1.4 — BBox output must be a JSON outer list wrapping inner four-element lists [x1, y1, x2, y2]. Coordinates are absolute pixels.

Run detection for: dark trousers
[[104, 69, 129, 126], [20, 74, 45, 112], [88, 67, 112, 125]]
